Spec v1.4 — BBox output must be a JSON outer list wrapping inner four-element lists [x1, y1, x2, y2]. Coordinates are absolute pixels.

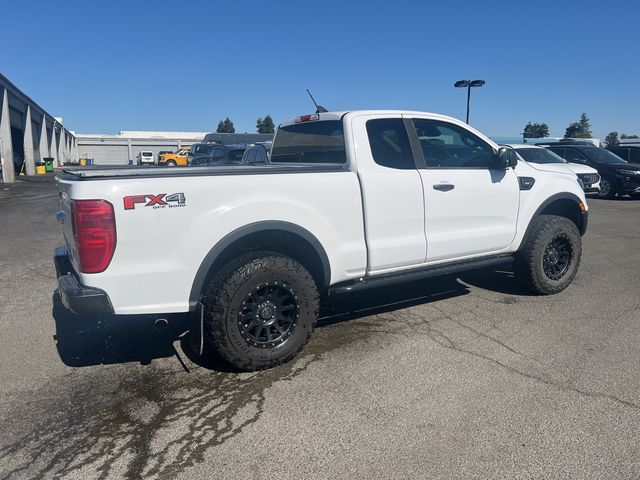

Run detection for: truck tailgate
[[56, 178, 79, 273]]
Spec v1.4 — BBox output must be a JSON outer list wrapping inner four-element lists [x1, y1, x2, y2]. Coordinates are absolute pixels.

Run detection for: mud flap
[[189, 301, 204, 356]]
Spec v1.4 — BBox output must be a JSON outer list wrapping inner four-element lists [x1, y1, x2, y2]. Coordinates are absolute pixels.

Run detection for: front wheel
[[597, 177, 616, 199], [166, 160, 177, 167], [201, 252, 319, 371], [514, 215, 582, 295]]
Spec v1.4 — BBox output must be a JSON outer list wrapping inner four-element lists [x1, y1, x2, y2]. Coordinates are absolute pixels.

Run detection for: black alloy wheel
[[542, 234, 572, 280], [201, 252, 319, 371], [514, 215, 582, 295], [597, 177, 615, 199], [238, 282, 298, 348]]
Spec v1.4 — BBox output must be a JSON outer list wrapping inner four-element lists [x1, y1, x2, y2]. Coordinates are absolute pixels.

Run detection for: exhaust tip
[[154, 318, 169, 331]]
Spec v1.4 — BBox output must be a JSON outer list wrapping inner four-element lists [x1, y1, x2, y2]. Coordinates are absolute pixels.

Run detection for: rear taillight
[[71, 199, 117, 273]]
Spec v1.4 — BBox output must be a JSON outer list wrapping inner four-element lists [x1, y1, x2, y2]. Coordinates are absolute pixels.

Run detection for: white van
[[136, 151, 155, 166]]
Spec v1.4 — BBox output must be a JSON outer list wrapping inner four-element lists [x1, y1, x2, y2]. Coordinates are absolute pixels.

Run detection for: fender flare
[[188, 221, 331, 310], [528, 192, 587, 236]]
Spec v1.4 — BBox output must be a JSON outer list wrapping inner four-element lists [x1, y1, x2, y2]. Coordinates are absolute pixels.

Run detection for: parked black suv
[[190, 144, 246, 166], [542, 144, 640, 199], [607, 145, 640, 163]]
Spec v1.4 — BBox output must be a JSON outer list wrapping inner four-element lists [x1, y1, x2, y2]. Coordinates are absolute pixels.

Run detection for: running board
[[328, 254, 513, 295]]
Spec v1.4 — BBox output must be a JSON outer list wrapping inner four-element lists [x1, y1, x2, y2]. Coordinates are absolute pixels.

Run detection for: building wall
[[76, 132, 272, 165], [0, 73, 77, 182], [76, 138, 203, 165], [78, 143, 130, 165]]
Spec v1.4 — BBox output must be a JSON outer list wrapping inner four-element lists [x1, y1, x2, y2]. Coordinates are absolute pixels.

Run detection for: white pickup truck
[[54, 110, 588, 370]]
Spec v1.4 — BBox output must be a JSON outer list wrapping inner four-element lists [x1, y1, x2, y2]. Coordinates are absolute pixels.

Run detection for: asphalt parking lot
[[1, 176, 640, 480]]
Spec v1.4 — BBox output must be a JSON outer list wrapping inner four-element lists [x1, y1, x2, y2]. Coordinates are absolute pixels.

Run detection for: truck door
[[352, 115, 427, 273], [407, 117, 519, 262]]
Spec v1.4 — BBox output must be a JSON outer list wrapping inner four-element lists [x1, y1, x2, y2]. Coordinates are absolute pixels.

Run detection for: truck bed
[[60, 164, 347, 180]]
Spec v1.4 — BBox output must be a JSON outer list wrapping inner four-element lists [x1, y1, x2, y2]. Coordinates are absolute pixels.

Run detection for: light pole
[[454, 79, 485, 124]]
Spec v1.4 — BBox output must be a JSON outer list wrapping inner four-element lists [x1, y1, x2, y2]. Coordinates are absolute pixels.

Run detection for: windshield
[[583, 148, 628, 164], [515, 147, 566, 164]]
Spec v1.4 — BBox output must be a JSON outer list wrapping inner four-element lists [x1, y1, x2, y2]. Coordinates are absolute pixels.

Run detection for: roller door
[[77, 144, 129, 165]]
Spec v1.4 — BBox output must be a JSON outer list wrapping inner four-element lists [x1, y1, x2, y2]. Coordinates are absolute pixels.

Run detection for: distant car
[[543, 144, 640, 199], [190, 145, 246, 166], [136, 151, 155, 166], [507, 144, 600, 194], [158, 146, 192, 166], [607, 145, 640, 164], [240, 144, 270, 165]]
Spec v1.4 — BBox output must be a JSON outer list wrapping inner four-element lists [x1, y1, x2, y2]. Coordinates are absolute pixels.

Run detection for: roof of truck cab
[[279, 110, 467, 128]]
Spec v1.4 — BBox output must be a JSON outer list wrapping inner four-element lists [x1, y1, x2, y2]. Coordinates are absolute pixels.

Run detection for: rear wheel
[[201, 252, 319, 371], [166, 160, 177, 167], [597, 177, 616, 199], [514, 215, 582, 295]]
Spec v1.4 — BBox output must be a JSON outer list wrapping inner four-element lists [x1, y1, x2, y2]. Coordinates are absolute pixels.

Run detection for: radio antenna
[[306, 89, 328, 113]]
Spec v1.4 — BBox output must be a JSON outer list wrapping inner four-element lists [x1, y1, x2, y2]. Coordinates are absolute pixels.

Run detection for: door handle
[[433, 184, 455, 192]]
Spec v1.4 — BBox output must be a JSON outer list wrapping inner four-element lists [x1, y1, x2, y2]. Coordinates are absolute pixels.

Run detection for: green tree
[[216, 117, 235, 133], [565, 113, 592, 138], [256, 114, 275, 134], [621, 134, 640, 139], [523, 122, 550, 139], [604, 132, 619, 148]]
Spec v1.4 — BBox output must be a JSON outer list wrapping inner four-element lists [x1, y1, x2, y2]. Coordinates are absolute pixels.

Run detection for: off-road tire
[[597, 177, 616, 199], [514, 215, 582, 295], [201, 252, 319, 371]]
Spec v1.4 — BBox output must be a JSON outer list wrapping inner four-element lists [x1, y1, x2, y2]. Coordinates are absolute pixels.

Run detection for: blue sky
[[2, 0, 638, 138]]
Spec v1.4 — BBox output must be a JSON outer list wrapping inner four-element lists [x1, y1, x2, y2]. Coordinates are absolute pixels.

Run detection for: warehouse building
[[76, 131, 274, 165], [0, 73, 77, 183], [1, 72, 275, 176], [76, 131, 207, 165]]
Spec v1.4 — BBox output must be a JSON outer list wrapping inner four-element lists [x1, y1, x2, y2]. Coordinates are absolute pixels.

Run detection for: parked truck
[[158, 147, 192, 167], [54, 110, 588, 371]]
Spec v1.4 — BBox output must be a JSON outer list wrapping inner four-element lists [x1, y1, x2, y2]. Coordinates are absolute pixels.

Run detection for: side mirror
[[497, 147, 518, 169]]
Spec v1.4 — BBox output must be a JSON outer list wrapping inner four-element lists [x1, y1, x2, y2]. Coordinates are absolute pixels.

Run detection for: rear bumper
[[54, 246, 113, 315]]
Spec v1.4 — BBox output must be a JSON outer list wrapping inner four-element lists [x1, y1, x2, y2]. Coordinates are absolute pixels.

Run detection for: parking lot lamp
[[454, 79, 485, 124]]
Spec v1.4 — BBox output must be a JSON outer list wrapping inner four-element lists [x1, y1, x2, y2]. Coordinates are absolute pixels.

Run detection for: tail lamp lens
[[71, 200, 117, 273]]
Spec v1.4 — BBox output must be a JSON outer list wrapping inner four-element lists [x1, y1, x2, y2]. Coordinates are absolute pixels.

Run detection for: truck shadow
[[52, 262, 528, 372]]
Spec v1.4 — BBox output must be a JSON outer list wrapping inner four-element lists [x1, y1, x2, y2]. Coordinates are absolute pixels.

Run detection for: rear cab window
[[271, 120, 346, 164], [365, 118, 415, 169]]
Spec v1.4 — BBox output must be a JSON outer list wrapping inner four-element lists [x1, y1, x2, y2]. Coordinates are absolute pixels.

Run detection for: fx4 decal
[[123, 193, 186, 210]]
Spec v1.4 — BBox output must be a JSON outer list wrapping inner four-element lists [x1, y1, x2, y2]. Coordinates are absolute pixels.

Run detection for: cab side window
[[366, 118, 415, 170], [412, 119, 495, 168]]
